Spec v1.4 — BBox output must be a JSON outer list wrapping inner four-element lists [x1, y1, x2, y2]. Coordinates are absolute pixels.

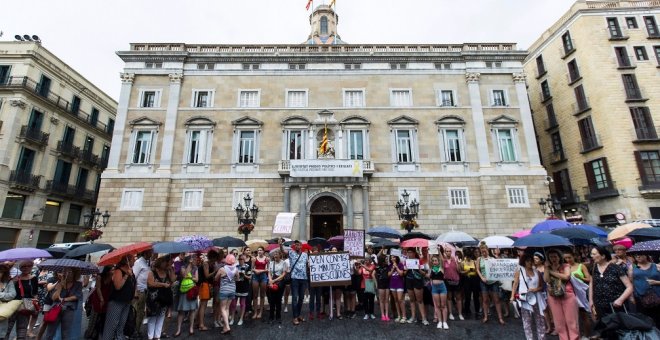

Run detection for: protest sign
[[273, 213, 296, 235], [344, 229, 364, 258], [309, 252, 352, 287], [484, 259, 518, 281], [405, 258, 419, 270], [390, 248, 402, 258], [428, 240, 438, 255]]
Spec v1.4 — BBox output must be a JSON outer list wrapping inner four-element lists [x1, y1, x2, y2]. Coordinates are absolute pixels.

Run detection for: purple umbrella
[[0, 248, 52, 262], [627, 240, 660, 255], [39, 259, 99, 275], [530, 219, 572, 234], [328, 235, 344, 248]]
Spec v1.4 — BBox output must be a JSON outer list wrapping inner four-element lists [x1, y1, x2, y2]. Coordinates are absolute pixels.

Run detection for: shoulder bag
[[548, 266, 566, 298], [43, 303, 61, 323], [517, 267, 529, 302], [17, 279, 40, 315]]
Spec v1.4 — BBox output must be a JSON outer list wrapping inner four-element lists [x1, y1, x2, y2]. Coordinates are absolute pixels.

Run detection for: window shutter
[[601, 158, 612, 187], [552, 171, 563, 195], [584, 162, 596, 191], [634, 151, 646, 184]]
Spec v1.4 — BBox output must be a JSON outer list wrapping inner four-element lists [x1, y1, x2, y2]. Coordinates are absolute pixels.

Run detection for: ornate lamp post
[[395, 189, 419, 233], [82, 208, 110, 243], [235, 193, 259, 241], [538, 195, 561, 219]]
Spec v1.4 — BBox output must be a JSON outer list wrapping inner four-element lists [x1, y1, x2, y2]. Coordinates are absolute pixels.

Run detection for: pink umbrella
[[612, 237, 633, 249], [401, 238, 429, 248], [512, 229, 531, 238]]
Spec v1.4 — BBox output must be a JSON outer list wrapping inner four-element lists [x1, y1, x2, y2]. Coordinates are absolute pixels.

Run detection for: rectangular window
[[0, 65, 10, 84], [495, 128, 517, 162], [634, 46, 649, 61], [37, 75, 51, 97], [553, 169, 574, 201], [631, 107, 658, 140], [439, 90, 455, 107], [607, 17, 623, 38], [390, 63, 407, 70], [507, 186, 529, 207], [567, 59, 580, 82], [186, 130, 210, 164], [145, 62, 162, 69], [615, 47, 633, 67], [36, 230, 57, 249], [343, 90, 365, 107], [53, 160, 72, 185], [434, 63, 452, 70], [62, 232, 79, 243], [578, 116, 599, 151], [287, 130, 304, 160], [448, 188, 470, 208], [627, 17, 638, 29], [0, 228, 19, 251], [193, 90, 213, 108], [395, 130, 413, 163], [574, 85, 589, 111], [140, 90, 160, 108], [390, 89, 412, 107], [66, 204, 82, 225], [90, 108, 99, 126], [562, 32, 575, 54], [288, 64, 306, 70], [120, 189, 144, 211], [232, 189, 255, 209], [347, 130, 364, 160], [16, 147, 36, 173], [286, 90, 307, 108], [590, 158, 611, 190], [637, 151, 660, 185], [182, 189, 204, 211], [197, 63, 215, 70], [644, 16, 659, 37], [344, 63, 361, 70], [71, 95, 81, 115], [551, 132, 564, 160], [622, 74, 643, 100], [238, 130, 256, 163], [492, 90, 507, 106], [239, 90, 260, 108], [547, 103, 558, 128], [485, 61, 502, 68], [536, 55, 546, 76], [242, 63, 260, 70], [132, 130, 154, 164], [655, 46, 660, 65], [43, 200, 61, 224], [541, 80, 552, 100], [441, 129, 463, 162], [1, 193, 25, 219]]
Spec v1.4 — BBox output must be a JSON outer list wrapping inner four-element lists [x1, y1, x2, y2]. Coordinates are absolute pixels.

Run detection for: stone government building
[[99, 5, 547, 245]]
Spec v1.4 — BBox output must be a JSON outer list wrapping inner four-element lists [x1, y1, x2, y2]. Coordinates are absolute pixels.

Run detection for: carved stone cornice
[[10, 99, 27, 109], [512, 72, 527, 83], [169, 73, 183, 84], [465, 72, 480, 83], [120, 73, 135, 84]]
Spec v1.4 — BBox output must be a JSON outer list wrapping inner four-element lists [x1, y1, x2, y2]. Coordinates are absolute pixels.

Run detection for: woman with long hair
[[404, 248, 429, 325], [145, 256, 174, 340], [476, 242, 504, 325], [232, 254, 251, 326], [630, 254, 660, 327], [545, 248, 580, 340], [215, 254, 238, 335], [429, 255, 449, 330], [7, 261, 38, 340], [198, 250, 218, 331], [388, 254, 405, 323], [511, 253, 546, 340], [375, 255, 390, 321], [44, 269, 82, 340], [564, 250, 592, 339], [533, 252, 554, 336], [250, 247, 269, 319], [359, 257, 376, 320], [102, 256, 136, 340], [460, 249, 480, 319], [174, 256, 199, 337], [442, 246, 463, 321], [0, 262, 17, 337], [267, 250, 287, 323]]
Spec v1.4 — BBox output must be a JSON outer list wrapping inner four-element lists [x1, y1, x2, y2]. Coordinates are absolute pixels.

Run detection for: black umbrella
[[626, 228, 660, 242], [366, 226, 402, 239], [551, 227, 600, 245], [152, 241, 194, 254], [46, 247, 69, 259], [64, 243, 114, 259], [307, 237, 330, 249], [401, 232, 433, 241], [212, 236, 247, 248], [369, 238, 399, 248]]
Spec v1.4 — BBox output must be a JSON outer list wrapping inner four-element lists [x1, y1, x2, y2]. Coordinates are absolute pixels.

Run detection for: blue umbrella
[[550, 228, 599, 243], [512, 233, 572, 248], [575, 225, 609, 237], [152, 241, 194, 254], [366, 226, 402, 239], [530, 219, 572, 234], [627, 239, 660, 254], [626, 228, 660, 241]]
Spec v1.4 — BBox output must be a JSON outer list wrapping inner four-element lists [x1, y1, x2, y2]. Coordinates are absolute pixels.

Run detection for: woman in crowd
[[375, 255, 390, 321], [267, 250, 287, 323], [215, 254, 238, 335], [281, 251, 291, 314], [612, 244, 634, 277], [564, 250, 592, 339], [330, 247, 346, 320], [442, 246, 463, 321], [198, 250, 218, 331], [476, 242, 504, 325], [511, 253, 546, 340], [308, 246, 322, 320], [212, 249, 225, 328], [589, 246, 633, 328], [0, 262, 17, 337], [145, 256, 174, 340], [544, 249, 579, 340], [429, 255, 449, 330], [85, 266, 113, 340], [174, 256, 199, 337], [8, 261, 39, 340], [534, 252, 554, 335], [44, 269, 82, 340], [359, 257, 376, 320], [460, 249, 480, 319], [251, 247, 269, 319], [388, 254, 405, 323], [630, 254, 660, 327], [404, 248, 429, 325], [232, 254, 251, 326], [102, 256, 135, 340], [241, 248, 254, 316]]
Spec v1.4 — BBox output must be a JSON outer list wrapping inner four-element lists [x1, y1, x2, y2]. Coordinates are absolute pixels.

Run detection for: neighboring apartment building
[[0, 41, 117, 249], [524, 0, 660, 227], [99, 5, 547, 245]]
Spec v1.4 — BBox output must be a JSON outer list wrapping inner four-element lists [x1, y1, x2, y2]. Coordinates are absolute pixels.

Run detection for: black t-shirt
[[14, 276, 39, 299]]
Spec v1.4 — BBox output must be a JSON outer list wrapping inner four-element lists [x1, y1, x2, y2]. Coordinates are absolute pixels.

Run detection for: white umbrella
[[436, 231, 477, 244], [482, 235, 514, 248]]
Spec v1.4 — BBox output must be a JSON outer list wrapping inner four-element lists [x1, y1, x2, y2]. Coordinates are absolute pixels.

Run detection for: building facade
[[99, 5, 548, 245], [0, 41, 117, 249], [524, 0, 660, 227]]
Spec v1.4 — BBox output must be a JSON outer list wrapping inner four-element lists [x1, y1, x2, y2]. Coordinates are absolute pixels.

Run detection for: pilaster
[[513, 73, 541, 167], [299, 186, 307, 240], [346, 185, 353, 229], [106, 73, 134, 173], [362, 184, 370, 229], [465, 73, 491, 168], [157, 73, 183, 174]]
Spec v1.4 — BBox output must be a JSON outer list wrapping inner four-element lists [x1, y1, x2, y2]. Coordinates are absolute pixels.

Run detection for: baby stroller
[[594, 304, 660, 340]]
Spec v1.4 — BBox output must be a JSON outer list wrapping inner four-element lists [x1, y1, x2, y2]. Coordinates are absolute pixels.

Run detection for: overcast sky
[[2, 0, 576, 101]]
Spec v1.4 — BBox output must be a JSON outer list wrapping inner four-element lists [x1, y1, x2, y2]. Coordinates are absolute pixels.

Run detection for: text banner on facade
[[343, 229, 364, 258], [484, 259, 518, 281], [289, 159, 363, 178], [309, 252, 352, 287], [272, 212, 297, 236]]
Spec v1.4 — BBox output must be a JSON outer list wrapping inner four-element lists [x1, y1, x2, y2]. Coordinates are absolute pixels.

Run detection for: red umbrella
[[400, 238, 429, 248], [98, 242, 152, 266], [266, 243, 280, 252], [301, 243, 313, 252]]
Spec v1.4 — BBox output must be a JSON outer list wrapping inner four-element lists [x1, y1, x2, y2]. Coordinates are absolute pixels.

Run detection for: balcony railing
[[56, 141, 80, 159], [635, 127, 659, 141], [625, 87, 645, 101], [556, 190, 580, 205], [79, 149, 99, 167], [278, 159, 375, 175], [584, 181, 619, 201], [617, 55, 636, 69], [18, 125, 49, 147], [9, 170, 41, 191], [46, 180, 97, 203], [0, 76, 110, 136]]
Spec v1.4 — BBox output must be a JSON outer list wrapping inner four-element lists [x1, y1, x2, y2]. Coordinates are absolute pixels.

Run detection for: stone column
[[0, 99, 27, 168], [346, 185, 353, 229], [157, 73, 183, 173], [299, 186, 307, 240], [284, 186, 291, 212], [362, 184, 370, 229], [106, 73, 134, 173], [513, 73, 541, 167], [465, 73, 491, 167]]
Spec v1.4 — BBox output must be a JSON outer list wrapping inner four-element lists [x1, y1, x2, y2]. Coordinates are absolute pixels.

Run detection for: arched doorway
[[310, 196, 343, 239]]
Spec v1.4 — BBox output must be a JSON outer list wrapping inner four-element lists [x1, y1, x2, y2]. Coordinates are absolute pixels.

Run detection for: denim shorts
[[252, 272, 268, 284], [219, 292, 235, 300], [431, 282, 447, 295], [480, 281, 501, 294]]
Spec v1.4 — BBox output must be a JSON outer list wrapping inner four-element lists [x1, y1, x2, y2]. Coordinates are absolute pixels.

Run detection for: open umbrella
[[152, 241, 194, 254], [627, 239, 660, 255], [512, 233, 572, 248], [246, 239, 269, 251], [212, 237, 246, 248], [301, 244, 313, 252], [369, 238, 399, 248], [97, 242, 152, 267], [436, 231, 477, 244], [328, 235, 344, 248], [401, 232, 433, 241], [436, 241, 456, 257], [608, 222, 652, 241], [512, 229, 531, 238], [575, 225, 609, 237], [307, 237, 330, 249], [626, 228, 660, 242], [0, 248, 52, 262], [482, 236, 514, 248], [366, 226, 402, 239], [64, 243, 114, 259], [270, 246, 291, 255], [46, 247, 69, 259], [530, 219, 572, 234], [176, 235, 213, 251], [39, 258, 99, 275], [550, 228, 599, 244], [266, 243, 281, 252], [401, 238, 429, 248]]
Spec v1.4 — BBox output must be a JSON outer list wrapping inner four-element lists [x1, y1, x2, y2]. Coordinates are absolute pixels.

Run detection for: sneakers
[[406, 317, 415, 324], [237, 319, 243, 326], [370, 314, 376, 320], [384, 315, 390, 321], [422, 319, 430, 326], [364, 315, 370, 320], [449, 314, 455, 321], [399, 318, 407, 324], [229, 318, 234, 326], [459, 314, 465, 321], [284, 307, 288, 313], [443, 322, 449, 330], [437, 321, 443, 329], [214, 320, 221, 328]]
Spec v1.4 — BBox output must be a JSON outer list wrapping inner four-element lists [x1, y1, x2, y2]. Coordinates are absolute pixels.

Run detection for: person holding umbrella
[[44, 269, 82, 340], [629, 253, 660, 326], [102, 255, 136, 340]]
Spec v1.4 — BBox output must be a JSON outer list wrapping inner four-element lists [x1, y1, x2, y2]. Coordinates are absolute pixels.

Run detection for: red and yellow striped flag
[[306, 0, 313, 10], [329, 0, 336, 8], [319, 125, 328, 155]]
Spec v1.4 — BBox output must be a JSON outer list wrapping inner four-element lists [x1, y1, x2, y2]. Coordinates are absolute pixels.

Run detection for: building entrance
[[309, 196, 343, 240]]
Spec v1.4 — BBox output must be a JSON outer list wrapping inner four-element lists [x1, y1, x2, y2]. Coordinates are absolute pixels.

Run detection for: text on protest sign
[[390, 248, 402, 258], [309, 252, 352, 287], [405, 259, 420, 270], [272, 212, 296, 235], [344, 229, 364, 258], [484, 259, 518, 281]]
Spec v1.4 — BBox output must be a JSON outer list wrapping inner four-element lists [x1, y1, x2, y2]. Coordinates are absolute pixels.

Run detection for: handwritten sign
[[273, 213, 297, 235], [390, 248, 402, 258], [309, 252, 352, 287], [344, 229, 364, 258], [405, 259, 419, 270], [428, 240, 438, 255], [484, 259, 518, 281]]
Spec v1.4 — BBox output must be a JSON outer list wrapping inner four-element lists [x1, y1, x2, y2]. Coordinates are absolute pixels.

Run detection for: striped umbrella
[[39, 258, 99, 275]]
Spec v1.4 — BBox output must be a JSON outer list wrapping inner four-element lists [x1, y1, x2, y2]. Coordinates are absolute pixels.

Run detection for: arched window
[[320, 16, 328, 35]]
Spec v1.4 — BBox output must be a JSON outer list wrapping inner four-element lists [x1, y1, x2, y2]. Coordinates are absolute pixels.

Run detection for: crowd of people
[[0, 239, 658, 340]]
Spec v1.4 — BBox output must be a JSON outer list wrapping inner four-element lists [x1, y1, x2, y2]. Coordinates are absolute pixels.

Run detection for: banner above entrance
[[273, 212, 297, 236], [289, 159, 363, 177]]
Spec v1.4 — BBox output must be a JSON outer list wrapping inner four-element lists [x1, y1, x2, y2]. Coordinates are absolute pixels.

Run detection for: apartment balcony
[[584, 181, 619, 201], [579, 135, 602, 153], [633, 127, 660, 143], [79, 149, 99, 168], [46, 180, 97, 204], [55, 141, 80, 159], [17, 125, 49, 149], [278, 159, 375, 176], [9, 170, 41, 192], [556, 190, 580, 205], [638, 178, 660, 199]]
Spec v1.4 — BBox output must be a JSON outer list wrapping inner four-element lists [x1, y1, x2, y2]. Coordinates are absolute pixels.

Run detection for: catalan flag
[[306, 0, 313, 10], [319, 125, 328, 155], [329, 0, 336, 8]]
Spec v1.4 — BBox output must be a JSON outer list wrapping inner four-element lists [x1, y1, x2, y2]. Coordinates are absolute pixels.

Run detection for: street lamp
[[538, 195, 561, 219], [82, 208, 110, 243], [395, 189, 419, 233], [235, 193, 259, 241]]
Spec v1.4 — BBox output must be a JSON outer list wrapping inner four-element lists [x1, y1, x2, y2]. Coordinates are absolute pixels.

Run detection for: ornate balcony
[[556, 190, 580, 205], [55, 141, 80, 159], [9, 170, 41, 191], [46, 180, 97, 204], [278, 159, 375, 176], [79, 149, 99, 167], [18, 125, 49, 148]]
